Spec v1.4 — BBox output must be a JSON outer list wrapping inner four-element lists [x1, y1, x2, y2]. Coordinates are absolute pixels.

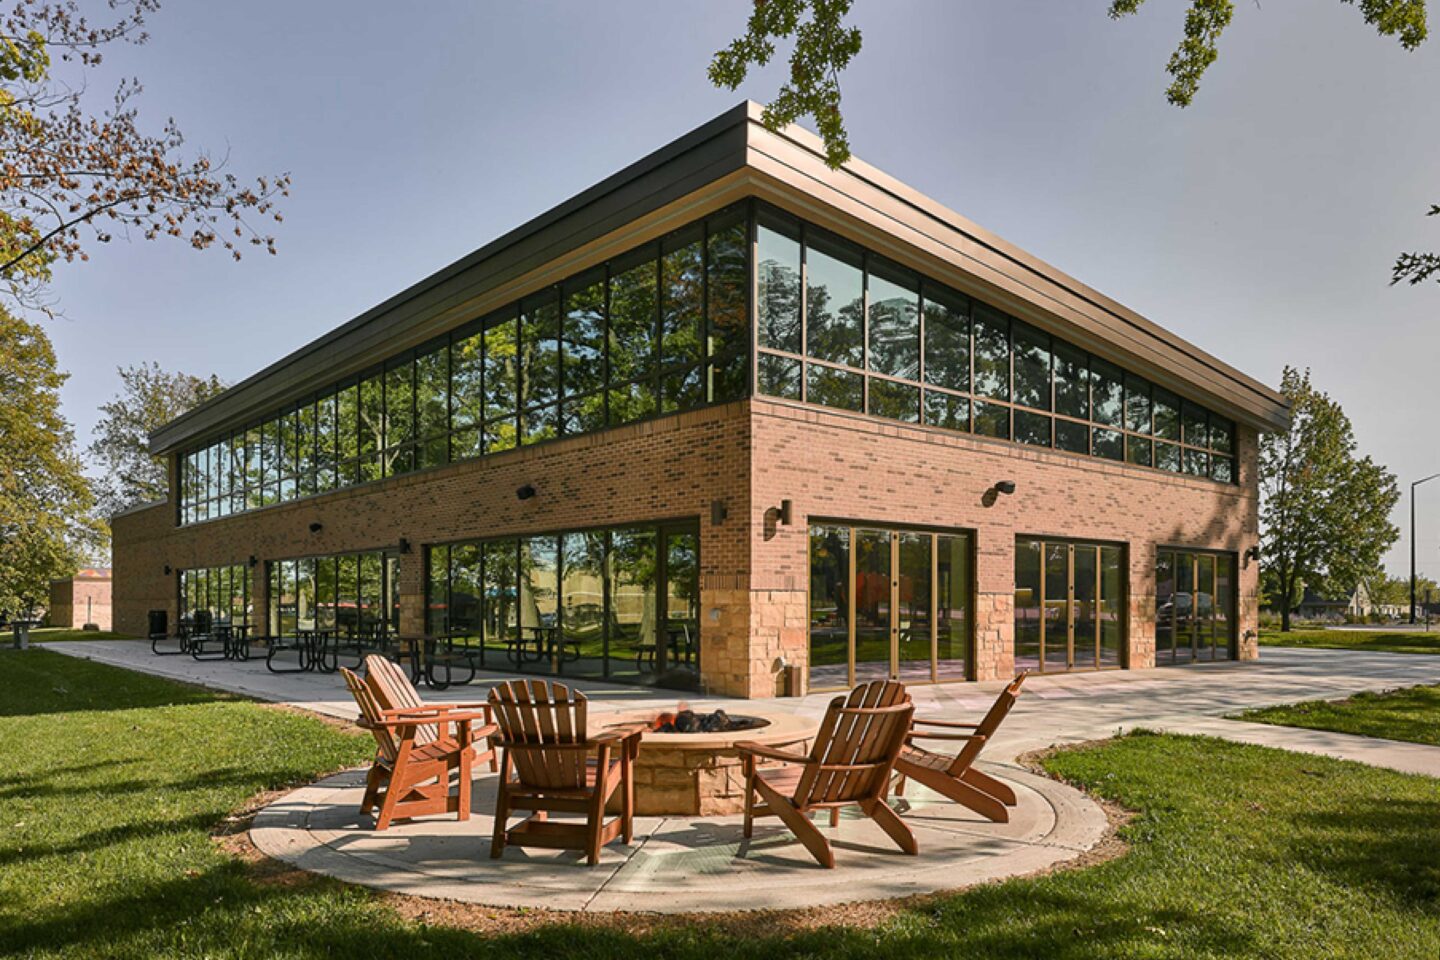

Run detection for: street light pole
[[1411, 473, 1440, 624]]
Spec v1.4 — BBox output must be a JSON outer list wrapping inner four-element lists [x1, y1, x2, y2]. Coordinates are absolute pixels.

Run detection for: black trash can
[[148, 609, 168, 639]]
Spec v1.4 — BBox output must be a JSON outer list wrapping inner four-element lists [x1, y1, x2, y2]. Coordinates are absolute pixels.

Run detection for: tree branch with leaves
[[710, 0, 1434, 282], [0, 1, 288, 311]]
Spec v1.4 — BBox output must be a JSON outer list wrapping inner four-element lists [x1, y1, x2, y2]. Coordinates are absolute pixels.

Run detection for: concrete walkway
[[39, 639, 1440, 912], [44, 640, 1440, 773]]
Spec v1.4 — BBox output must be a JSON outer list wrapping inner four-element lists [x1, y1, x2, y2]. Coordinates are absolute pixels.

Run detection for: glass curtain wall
[[178, 565, 250, 633], [1155, 549, 1236, 663], [754, 204, 1238, 484], [807, 523, 973, 689], [1014, 538, 1125, 674], [267, 550, 399, 639], [179, 204, 749, 526], [425, 521, 701, 691]]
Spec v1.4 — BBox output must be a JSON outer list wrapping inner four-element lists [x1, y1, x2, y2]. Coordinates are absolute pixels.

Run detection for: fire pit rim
[[589, 707, 815, 750]]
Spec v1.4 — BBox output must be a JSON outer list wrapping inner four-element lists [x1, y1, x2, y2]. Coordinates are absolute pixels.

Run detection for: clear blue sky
[[43, 1, 1440, 580]]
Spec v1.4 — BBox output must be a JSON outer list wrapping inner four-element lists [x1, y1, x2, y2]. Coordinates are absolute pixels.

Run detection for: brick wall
[[113, 395, 1261, 697]]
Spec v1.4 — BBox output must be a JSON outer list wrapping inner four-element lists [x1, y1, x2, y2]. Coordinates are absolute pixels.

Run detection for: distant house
[[48, 568, 112, 630], [1288, 582, 1406, 622]]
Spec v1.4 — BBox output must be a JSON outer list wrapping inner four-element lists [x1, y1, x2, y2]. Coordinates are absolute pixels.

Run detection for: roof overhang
[[150, 102, 1287, 456]]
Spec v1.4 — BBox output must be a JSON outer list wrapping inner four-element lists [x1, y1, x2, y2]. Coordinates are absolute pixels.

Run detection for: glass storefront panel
[[896, 532, 932, 682], [808, 524, 972, 688], [1156, 549, 1236, 665], [1016, 537, 1126, 674], [808, 525, 851, 690], [936, 534, 970, 679], [854, 529, 892, 684], [560, 530, 606, 680]]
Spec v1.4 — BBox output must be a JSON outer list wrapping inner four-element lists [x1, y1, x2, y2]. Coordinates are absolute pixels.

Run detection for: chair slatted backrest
[[488, 679, 589, 791], [948, 671, 1027, 774], [798, 680, 913, 806], [342, 667, 398, 763], [364, 655, 439, 745]]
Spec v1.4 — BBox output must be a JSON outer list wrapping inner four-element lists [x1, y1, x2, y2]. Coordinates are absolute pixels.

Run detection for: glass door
[[1156, 549, 1235, 664], [1015, 538, 1126, 674], [808, 524, 973, 688]]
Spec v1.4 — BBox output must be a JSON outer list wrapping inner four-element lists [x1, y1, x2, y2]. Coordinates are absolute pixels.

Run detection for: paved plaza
[[43, 640, 1440, 912]]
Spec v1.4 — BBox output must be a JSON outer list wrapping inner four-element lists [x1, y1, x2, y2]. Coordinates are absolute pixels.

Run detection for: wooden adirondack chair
[[487, 679, 644, 866], [340, 667, 487, 830], [893, 672, 1028, 822], [362, 654, 498, 772], [738, 680, 916, 869]]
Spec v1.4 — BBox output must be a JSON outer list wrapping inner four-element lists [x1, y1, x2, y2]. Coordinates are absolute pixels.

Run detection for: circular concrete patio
[[250, 762, 1108, 913]]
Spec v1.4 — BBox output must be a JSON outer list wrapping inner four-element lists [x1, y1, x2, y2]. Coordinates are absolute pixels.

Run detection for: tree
[[87, 361, 225, 518], [710, 1, 1432, 278], [1259, 367, 1401, 631], [0, 309, 99, 617], [0, 1, 288, 310]]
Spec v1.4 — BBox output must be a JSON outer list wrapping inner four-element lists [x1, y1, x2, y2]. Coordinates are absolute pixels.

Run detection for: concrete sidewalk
[[43, 639, 1440, 774]]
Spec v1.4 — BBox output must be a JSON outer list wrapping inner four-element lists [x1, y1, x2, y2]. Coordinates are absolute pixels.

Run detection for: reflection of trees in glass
[[973, 309, 1010, 401], [520, 536, 559, 629], [314, 395, 336, 492], [415, 347, 449, 468], [562, 276, 605, 397], [608, 254, 658, 424], [297, 403, 316, 495], [520, 293, 560, 411], [483, 540, 518, 644], [483, 316, 518, 453], [384, 362, 414, 475], [757, 222, 801, 352], [358, 375, 384, 481], [661, 233, 704, 369], [807, 364, 862, 412], [867, 268, 918, 379], [1013, 326, 1052, 411], [708, 214, 749, 357], [805, 242, 863, 366], [608, 527, 657, 647], [561, 531, 606, 654]]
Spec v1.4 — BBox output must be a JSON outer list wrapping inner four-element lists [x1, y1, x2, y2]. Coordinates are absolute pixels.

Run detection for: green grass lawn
[[27, 627, 136, 642], [1259, 627, 1440, 655], [2, 649, 1439, 958], [1239, 684, 1440, 747]]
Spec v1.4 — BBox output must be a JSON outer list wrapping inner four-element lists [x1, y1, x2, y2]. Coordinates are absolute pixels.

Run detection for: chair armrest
[[379, 708, 493, 725], [912, 719, 981, 729], [735, 741, 812, 765], [592, 721, 649, 745], [905, 731, 986, 743]]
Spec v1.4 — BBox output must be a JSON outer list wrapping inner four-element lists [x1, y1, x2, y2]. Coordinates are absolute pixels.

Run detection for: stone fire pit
[[590, 708, 816, 816]]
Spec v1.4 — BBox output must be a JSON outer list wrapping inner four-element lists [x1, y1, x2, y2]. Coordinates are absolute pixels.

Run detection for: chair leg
[[962, 767, 1018, 806], [828, 808, 840, 828], [862, 798, 918, 856], [374, 768, 405, 831], [620, 750, 635, 845], [912, 767, 1011, 822], [587, 780, 608, 866], [490, 781, 509, 859], [742, 768, 757, 839], [756, 779, 834, 868], [359, 763, 384, 815], [893, 773, 907, 797], [456, 749, 472, 823]]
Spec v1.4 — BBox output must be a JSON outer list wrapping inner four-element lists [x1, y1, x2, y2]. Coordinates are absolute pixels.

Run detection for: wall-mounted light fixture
[[398, 538, 412, 555], [779, 499, 794, 526], [516, 483, 537, 501], [163, 564, 172, 576], [1245, 545, 1261, 563], [710, 500, 728, 526], [248, 555, 259, 568], [993, 480, 1017, 496], [308, 522, 323, 534]]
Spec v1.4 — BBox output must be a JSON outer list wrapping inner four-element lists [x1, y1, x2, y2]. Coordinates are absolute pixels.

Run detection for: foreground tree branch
[[0, 1, 289, 309]]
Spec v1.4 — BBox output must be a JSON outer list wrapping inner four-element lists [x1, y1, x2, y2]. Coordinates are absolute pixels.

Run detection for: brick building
[[111, 104, 1287, 698], [47, 567, 112, 631]]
